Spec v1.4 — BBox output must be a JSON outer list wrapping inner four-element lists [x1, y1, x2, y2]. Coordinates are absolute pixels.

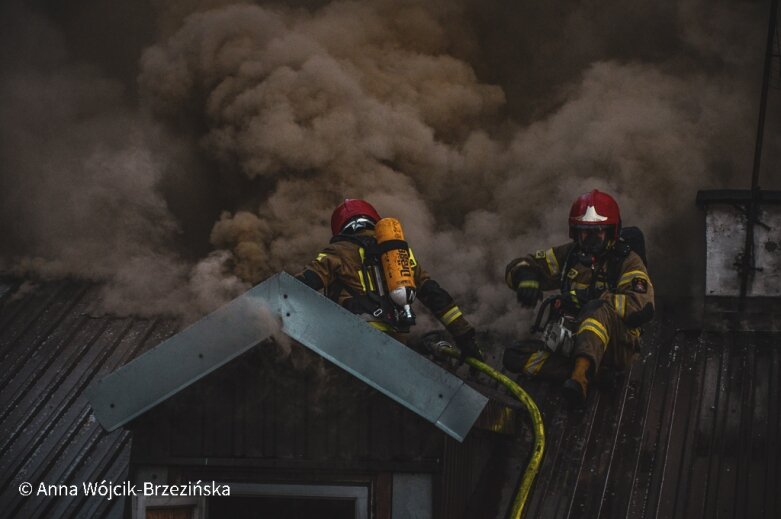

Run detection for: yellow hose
[[442, 348, 545, 519]]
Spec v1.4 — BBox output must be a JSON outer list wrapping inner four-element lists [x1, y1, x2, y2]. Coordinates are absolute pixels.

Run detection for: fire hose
[[435, 345, 545, 519]]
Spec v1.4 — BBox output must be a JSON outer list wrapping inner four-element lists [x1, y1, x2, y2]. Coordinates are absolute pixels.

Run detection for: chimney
[[697, 189, 781, 331]]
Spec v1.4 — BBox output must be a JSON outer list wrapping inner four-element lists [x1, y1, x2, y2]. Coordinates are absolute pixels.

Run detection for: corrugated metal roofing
[[1, 277, 779, 518], [0, 279, 177, 519], [516, 321, 781, 519]]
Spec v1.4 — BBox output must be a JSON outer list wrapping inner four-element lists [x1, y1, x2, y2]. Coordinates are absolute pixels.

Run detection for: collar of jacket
[[330, 228, 376, 244]]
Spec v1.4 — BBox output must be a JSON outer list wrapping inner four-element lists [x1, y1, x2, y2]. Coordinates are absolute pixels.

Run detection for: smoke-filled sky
[[1, 0, 779, 338]]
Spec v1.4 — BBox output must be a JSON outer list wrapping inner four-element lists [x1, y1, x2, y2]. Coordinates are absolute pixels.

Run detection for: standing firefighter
[[295, 199, 482, 361], [504, 190, 654, 406]]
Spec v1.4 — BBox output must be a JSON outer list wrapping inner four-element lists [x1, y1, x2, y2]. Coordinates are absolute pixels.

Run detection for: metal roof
[[2, 276, 779, 518], [515, 319, 780, 519], [87, 273, 488, 442], [0, 279, 177, 518]]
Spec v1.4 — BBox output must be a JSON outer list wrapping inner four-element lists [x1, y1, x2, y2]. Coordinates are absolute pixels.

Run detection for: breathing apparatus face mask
[[575, 226, 610, 256]]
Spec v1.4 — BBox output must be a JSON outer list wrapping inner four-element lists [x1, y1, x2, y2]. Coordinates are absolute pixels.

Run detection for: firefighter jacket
[[295, 229, 474, 337], [505, 242, 655, 330]]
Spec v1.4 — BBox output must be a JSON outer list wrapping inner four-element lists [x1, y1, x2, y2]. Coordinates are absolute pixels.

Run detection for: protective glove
[[454, 329, 484, 363], [295, 270, 324, 291], [565, 288, 590, 310], [513, 269, 541, 308]]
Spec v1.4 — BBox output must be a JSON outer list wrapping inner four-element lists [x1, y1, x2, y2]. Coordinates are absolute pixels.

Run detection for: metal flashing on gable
[[86, 273, 488, 442], [85, 275, 282, 432]]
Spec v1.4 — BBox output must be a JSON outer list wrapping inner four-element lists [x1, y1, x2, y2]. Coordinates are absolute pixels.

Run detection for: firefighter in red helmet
[[505, 190, 654, 406], [295, 199, 483, 361]]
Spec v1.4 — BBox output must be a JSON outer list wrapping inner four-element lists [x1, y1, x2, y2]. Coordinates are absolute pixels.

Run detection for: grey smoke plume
[[1, 0, 779, 338]]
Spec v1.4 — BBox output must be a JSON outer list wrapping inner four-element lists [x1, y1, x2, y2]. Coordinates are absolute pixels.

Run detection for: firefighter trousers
[[504, 301, 639, 382]]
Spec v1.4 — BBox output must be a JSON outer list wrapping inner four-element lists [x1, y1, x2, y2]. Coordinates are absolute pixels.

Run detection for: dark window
[[208, 496, 355, 519], [146, 506, 194, 519]]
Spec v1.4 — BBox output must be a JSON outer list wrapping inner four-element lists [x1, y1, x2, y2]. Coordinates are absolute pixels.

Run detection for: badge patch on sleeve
[[535, 250, 546, 259], [632, 277, 648, 293]]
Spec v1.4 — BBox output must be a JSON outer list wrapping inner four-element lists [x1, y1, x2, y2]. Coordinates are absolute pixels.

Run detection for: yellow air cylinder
[[375, 217, 416, 308]]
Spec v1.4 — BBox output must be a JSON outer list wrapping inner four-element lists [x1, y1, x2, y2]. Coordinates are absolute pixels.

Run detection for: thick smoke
[[1, 0, 779, 340]]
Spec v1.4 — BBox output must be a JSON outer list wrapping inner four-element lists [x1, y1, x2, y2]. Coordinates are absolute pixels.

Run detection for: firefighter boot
[[562, 356, 592, 408]]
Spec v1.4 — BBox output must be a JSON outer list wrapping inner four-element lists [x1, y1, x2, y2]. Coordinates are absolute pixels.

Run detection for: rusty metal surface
[[702, 204, 781, 297]]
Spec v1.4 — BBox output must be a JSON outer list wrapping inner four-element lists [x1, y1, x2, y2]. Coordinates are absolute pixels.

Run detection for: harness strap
[[560, 243, 626, 298], [329, 233, 404, 330], [378, 239, 408, 253], [331, 233, 382, 258]]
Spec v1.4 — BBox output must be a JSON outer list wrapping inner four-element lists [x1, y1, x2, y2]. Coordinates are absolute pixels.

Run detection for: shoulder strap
[[559, 243, 579, 292], [330, 233, 381, 259], [607, 242, 630, 290], [560, 242, 623, 294], [329, 233, 387, 309]]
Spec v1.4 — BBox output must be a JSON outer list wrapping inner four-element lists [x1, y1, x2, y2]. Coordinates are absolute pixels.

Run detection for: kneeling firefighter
[[504, 189, 654, 406], [295, 199, 483, 362]]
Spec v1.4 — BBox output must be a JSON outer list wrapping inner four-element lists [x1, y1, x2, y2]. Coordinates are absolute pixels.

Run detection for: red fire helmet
[[568, 189, 621, 240], [330, 199, 381, 235]]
